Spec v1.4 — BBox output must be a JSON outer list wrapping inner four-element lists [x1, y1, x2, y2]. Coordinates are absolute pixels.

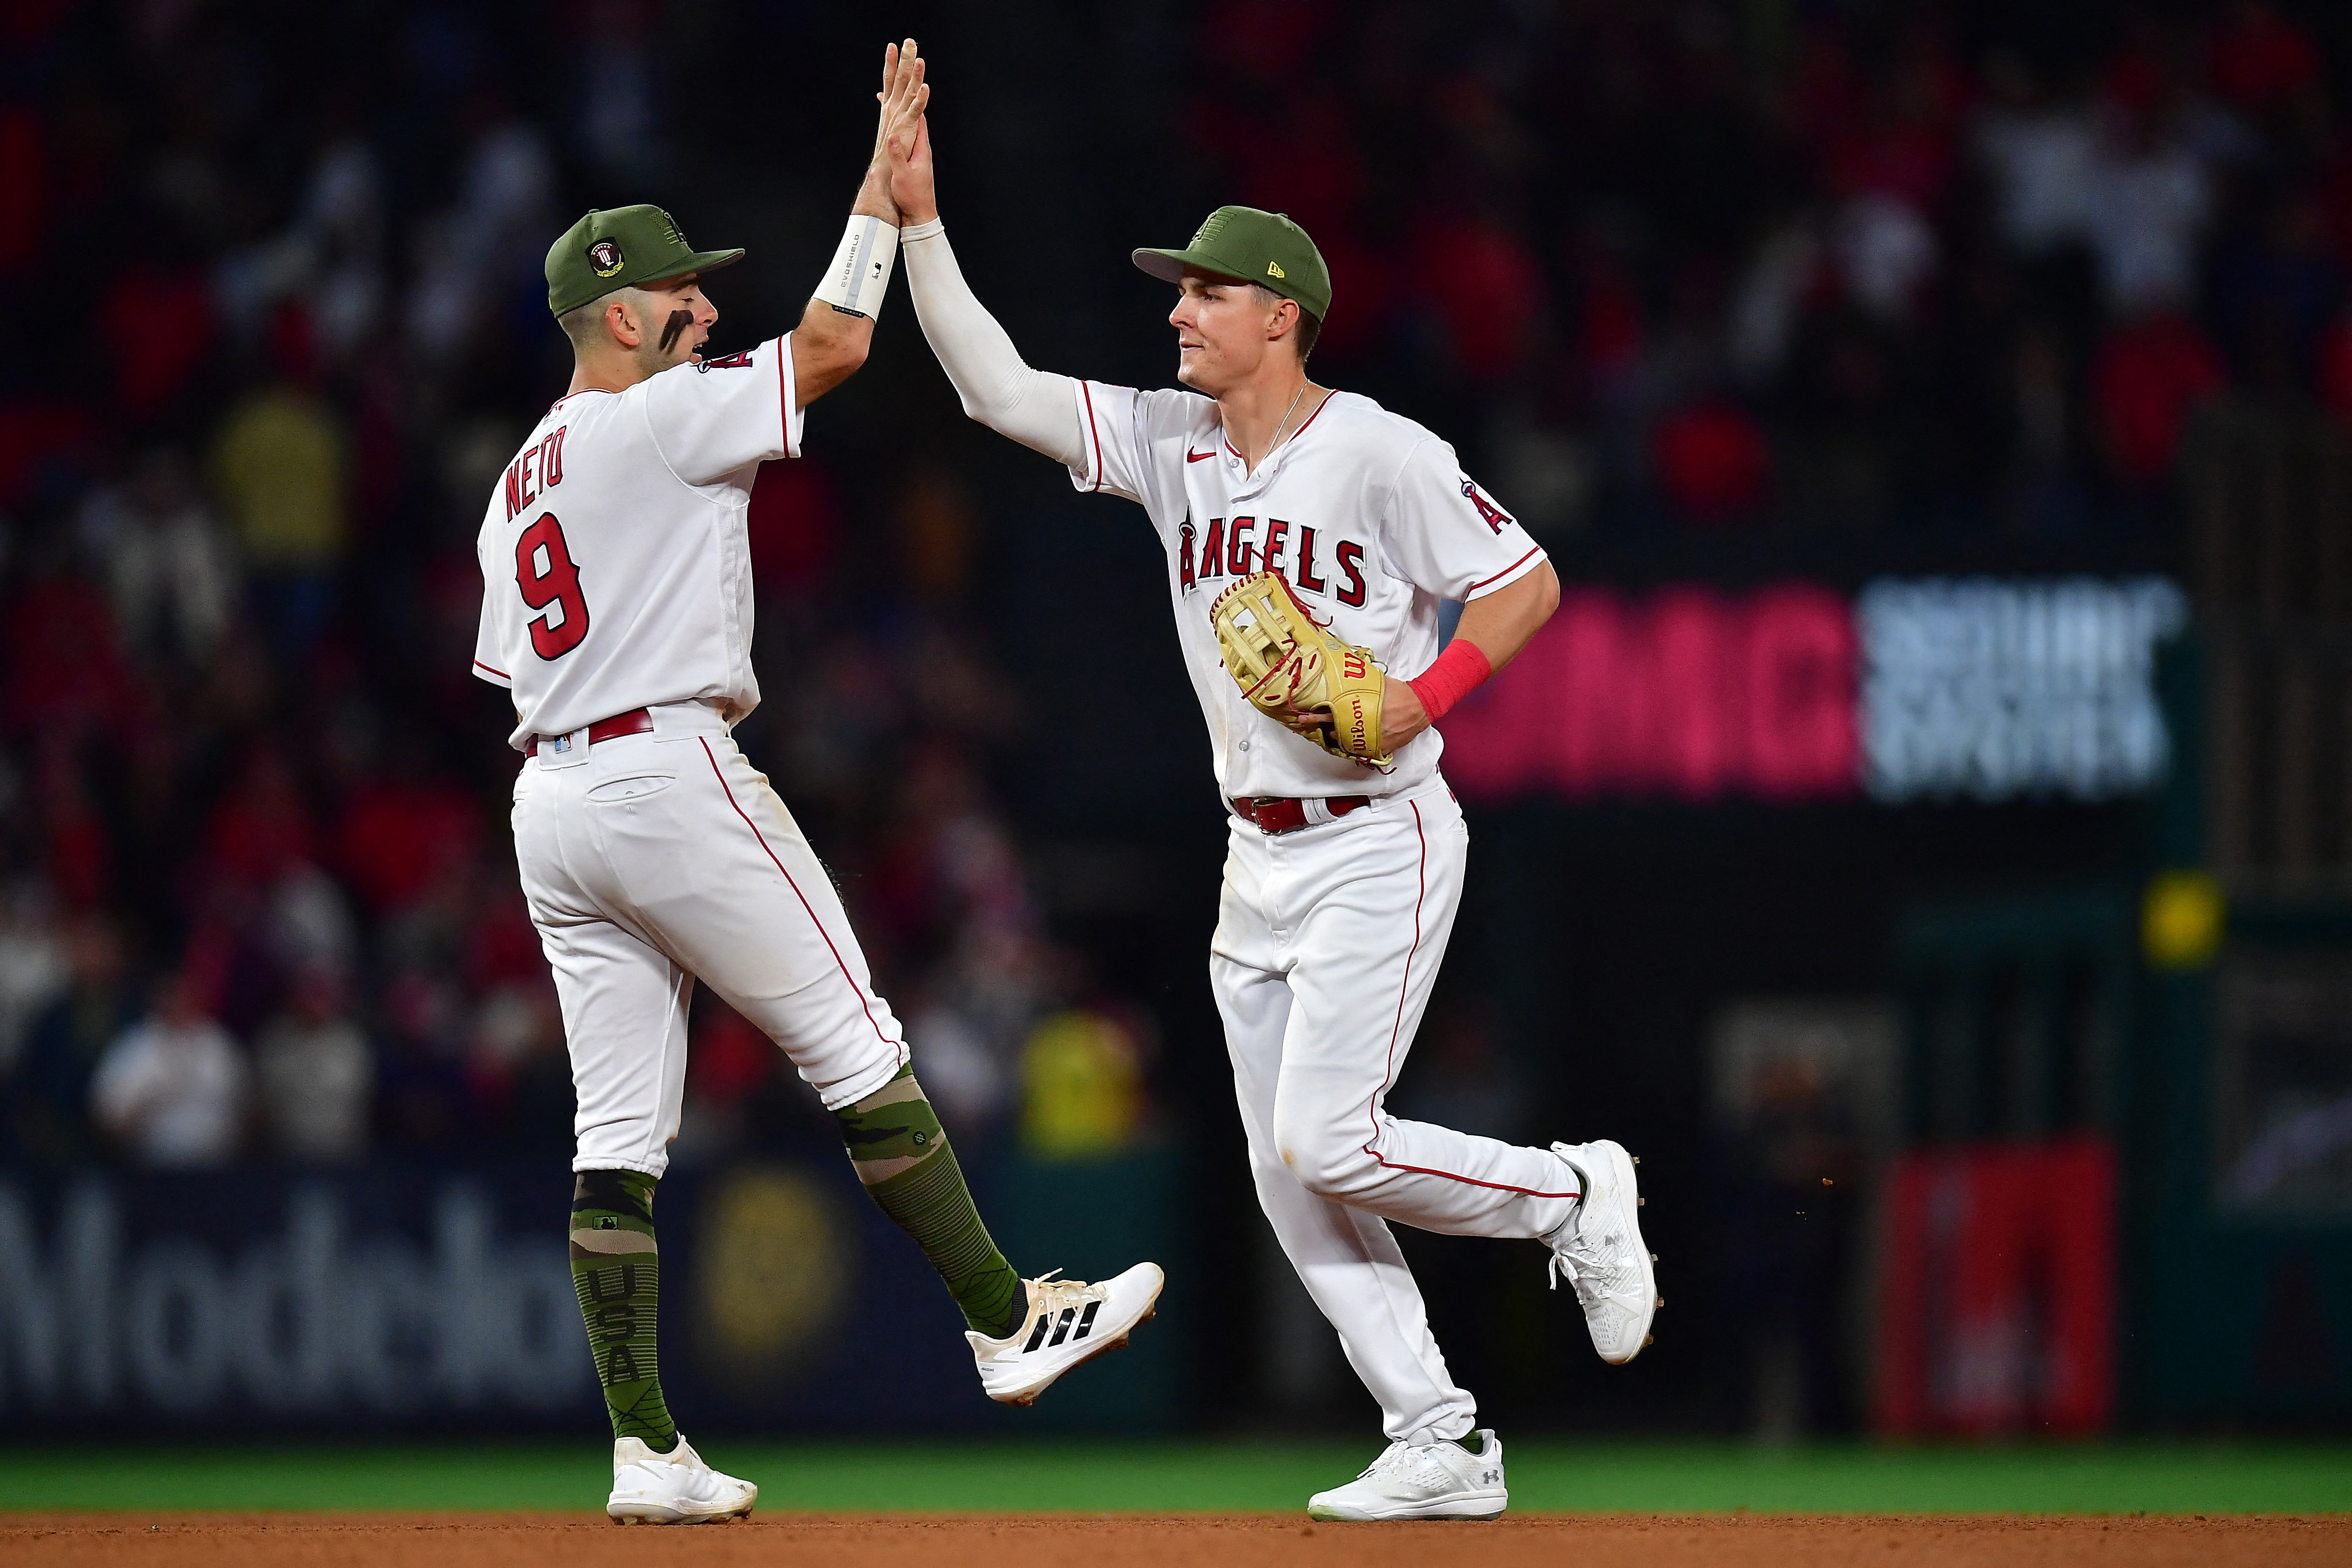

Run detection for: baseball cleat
[[606, 1434, 756, 1524], [1544, 1139, 1658, 1365], [968, 1262, 1164, 1405], [1306, 1429, 1508, 1521]]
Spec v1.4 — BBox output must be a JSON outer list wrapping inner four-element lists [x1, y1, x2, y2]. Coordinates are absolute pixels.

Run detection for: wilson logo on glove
[[1210, 571, 1391, 767]]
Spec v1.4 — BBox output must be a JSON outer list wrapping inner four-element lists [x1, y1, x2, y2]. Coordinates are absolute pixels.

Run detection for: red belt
[[1230, 795, 1372, 834], [533, 708, 652, 752]]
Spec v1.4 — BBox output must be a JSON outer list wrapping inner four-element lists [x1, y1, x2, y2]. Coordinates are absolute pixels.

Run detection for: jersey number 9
[[515, 515, 590, 659]]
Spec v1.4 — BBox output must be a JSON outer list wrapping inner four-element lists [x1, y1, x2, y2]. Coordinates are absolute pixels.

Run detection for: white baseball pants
[[510, 700, 906, 1177], [1213, 779, 1580, 1442]]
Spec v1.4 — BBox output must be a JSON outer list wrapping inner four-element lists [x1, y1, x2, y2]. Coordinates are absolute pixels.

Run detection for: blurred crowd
[[1, 0, 2344, 1173], [1185, 0, 2352, 539]]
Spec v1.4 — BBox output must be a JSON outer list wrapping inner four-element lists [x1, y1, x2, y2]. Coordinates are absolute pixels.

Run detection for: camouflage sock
[[571, 1170, 678, 1452], [835, 1066, 1025, 1338]]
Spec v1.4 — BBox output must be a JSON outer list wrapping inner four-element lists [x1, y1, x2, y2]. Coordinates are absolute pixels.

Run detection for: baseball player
[[472, 42, 1161, 1525], [885, 94, 1656, 1519]]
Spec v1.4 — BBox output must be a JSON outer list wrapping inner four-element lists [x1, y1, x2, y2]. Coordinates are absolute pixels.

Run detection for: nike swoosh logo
[[1187, 449, 1215, 463]]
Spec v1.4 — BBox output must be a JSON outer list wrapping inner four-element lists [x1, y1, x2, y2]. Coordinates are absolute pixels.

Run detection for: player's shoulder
[[1312, 392, 1453, 474], [1319, 391, 1442, 446], [1121, 382, 1217, 435], [540, 385, 626, 431]]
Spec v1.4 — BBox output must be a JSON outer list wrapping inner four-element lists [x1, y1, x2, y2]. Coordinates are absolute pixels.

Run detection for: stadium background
[[3, 0, 2352, 1466]]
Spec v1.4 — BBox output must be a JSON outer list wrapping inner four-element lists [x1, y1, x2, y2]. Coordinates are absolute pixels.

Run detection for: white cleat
[[605, 1434, 756, 1524], [968, 1262, 1165, 1405], [1545, 1139, 1659, 1365], [1307, 1429, 1508, 1521]]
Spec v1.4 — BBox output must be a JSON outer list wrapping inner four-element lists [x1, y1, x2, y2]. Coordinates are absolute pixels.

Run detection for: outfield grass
[[3, 1441, 2348, 1515]]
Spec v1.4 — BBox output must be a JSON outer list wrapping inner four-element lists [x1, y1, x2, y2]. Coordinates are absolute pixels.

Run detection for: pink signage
[[1438, 582, 1860, 801]]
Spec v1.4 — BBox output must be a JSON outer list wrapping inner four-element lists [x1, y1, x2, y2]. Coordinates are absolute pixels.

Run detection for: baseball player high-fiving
[[887, 80, 1655, 1521], [473, 41, 1161, 1525]]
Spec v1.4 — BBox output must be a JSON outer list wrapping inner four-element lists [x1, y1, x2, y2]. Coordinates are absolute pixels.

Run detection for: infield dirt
[[6, 1513, 2349, 1567]]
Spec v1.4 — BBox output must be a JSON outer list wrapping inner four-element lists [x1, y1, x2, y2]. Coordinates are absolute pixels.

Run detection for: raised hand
[[858, 39, 928, 222], [888, 110, 935, 227]]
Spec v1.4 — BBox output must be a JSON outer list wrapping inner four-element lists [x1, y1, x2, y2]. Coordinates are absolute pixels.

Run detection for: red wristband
[[1407, 638, 1492, 723]]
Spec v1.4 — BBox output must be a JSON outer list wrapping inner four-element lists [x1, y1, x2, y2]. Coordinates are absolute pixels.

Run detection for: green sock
[[570, 1170, 678, 1451], [835, 1066, 1026, 1338]]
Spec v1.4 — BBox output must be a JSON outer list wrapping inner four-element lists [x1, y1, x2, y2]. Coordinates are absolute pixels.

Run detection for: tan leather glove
[[1209, 570, 1390, 766]]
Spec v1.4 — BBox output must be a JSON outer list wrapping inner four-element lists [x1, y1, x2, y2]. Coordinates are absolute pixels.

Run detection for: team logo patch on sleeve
[[588, 239, 625, 277], [1461, 477, 1514, 534]]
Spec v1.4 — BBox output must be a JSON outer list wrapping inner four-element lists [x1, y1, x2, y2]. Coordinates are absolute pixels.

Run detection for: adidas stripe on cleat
[[605, 1435, 756, 1524], [968, 1262, 1164, 1405]]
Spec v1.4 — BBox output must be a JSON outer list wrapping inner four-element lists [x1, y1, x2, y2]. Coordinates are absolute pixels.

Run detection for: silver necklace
[[1266, 383, 1312, 455]]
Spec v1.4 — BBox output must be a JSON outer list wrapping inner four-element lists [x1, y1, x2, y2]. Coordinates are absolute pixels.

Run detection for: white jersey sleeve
[[472, 594, 513, 689], [1380, 436, 1548, 601], [1067, 380, 1213, 519], [639, 333, 804, 485]]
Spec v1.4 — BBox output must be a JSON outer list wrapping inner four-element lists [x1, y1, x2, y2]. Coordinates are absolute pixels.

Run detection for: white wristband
[[899, 217, 944, 243], [814, 213, 898, 319]]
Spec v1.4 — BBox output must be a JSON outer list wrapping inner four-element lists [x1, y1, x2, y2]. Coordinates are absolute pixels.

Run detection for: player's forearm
[[1380, 563, 1558, 752], [790, 298, 874, 405], [901, 220, 1087, 466], [792, 162, 902, 406], [1452, 561, 1559, 674]]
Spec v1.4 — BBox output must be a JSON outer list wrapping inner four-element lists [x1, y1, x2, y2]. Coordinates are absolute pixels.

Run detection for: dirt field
[[6, 1513, 2348, 1567]]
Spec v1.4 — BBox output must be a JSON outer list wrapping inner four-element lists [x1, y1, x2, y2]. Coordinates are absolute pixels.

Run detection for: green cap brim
[[649, 247, 746, 285], [1132, 247, 1247, 288], [551, 247, 746, 318]]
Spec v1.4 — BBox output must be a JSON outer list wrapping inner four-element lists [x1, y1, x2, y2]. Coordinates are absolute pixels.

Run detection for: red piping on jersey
[[1360, 799, 1580, 1200], [1218, 392, 1333, 468], [775, 333, 790, 453], [546, 388, 613, 414], [1467, 545, 1544, 596], [1080, 380, 1104, 492], [1286, 389, 1335, 446], [473, 658, 510, 680], [699, 738, 903, 1063]]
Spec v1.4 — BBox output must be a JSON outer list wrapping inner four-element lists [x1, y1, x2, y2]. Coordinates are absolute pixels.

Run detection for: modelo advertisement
[[0, 1157, 1115, 1435]]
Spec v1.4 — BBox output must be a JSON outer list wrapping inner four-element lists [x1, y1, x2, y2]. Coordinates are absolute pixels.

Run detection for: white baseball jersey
[[1067, 383, 1545, 799], [472, 334, 804, 748]]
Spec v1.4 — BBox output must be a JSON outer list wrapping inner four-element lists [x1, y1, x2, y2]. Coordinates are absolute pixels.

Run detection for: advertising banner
[[0, 1155, 1099, 1435], [1874, 1137, 2118, 1437], [1438, 577, 2186, 806]]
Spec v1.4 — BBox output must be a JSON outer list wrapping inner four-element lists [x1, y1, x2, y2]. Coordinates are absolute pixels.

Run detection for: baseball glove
[[1209, 570, 1391, 766]]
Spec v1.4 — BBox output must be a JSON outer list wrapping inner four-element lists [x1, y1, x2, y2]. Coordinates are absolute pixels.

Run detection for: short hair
[[557, 286, 653, 353], [1251, 282, 1323, 367]]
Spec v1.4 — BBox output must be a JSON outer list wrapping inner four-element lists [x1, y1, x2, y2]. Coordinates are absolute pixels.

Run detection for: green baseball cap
[[1133, 205, 1332, 322], [545, 204, 745, 318]]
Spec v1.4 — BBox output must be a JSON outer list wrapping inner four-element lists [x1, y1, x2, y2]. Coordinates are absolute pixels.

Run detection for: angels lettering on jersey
[[1066, 380, 1545, 801], [1177, 512, 1372, 604]]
